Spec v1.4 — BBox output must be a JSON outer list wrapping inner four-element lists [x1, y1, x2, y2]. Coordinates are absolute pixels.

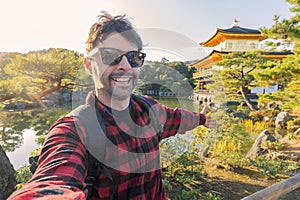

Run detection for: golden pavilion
[[189, 20, 293, 104]]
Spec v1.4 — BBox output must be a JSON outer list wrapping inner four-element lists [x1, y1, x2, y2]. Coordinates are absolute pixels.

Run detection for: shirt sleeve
[[146, 97, 206, 140], [160, 105, 206, 139], [8, 117, 88, 200]]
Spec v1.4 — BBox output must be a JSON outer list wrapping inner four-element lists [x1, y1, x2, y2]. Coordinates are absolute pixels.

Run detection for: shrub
[[244, 119, 270, 134], [204, 192, 221, 200], [174, 189, 202, 200], [287, 117, 300, 132], [251, 157, 299, 179], [249, 109, 280, 122], [15, 164, 33, 189], [213, 151, 251, 169], [213, 140, 241, 153], [261, 140, 284, 151], [173, 189, 221, 200]]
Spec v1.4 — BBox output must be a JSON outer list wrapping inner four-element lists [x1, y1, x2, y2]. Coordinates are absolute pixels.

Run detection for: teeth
[[112, 77, 130, 82]]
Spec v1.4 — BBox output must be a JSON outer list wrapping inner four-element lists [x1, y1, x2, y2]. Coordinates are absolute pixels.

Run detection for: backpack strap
[[67, 104, 106, 161], [29, 102, 114, 199], [67, 103, 114, 200], [85, 152, 101, 200], [85, 151, 113, 200]]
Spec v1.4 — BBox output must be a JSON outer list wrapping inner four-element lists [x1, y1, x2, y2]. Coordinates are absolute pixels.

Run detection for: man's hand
[[201, 106, 216, 129]]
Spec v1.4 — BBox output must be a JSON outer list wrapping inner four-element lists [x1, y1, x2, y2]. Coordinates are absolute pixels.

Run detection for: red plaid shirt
[[9, 91, 206, 200]]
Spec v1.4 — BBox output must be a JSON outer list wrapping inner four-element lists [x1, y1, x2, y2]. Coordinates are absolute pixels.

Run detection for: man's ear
[[83, 57, 92, 74]]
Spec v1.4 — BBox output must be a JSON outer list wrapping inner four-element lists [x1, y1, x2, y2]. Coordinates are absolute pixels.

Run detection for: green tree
[[0, 48, 87, 102], [138, 61, 196, 95], [255, 54, 300, 110], [258, 0, 300, 111], [0, 53, 20, 101], [168, 61, 196, 88], [215, 51, 273, 111], [261, 0, 300, 52]]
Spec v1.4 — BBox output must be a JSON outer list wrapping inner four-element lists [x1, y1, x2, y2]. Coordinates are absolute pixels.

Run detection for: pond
[[1, 96, 200, 170], [0, 107, 71, 169], [6, 129, 39, 169]]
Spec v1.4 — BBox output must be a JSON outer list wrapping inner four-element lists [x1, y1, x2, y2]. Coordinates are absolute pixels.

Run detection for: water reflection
[[0, 108, 71, 168], [6, 129, 38, 169], [0, 110, 31, 152]]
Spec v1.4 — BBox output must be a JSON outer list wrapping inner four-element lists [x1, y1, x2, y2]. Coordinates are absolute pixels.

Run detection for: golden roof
[[201, 24, 267, 47]]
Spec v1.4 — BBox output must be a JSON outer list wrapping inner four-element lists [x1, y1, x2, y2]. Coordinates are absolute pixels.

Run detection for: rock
[[61, 92, 71, 103], [265, 151, 288, 160], [295, 128, 300, 135], [280, 136, 290, 144], [200, 145, 210, 158], [3, 102, 26, 110], [267, 102, 281, 110], [41, 99, 56, 107], [247, 129, 276, 158], [275, 112, 292, 128], [0, 145, 17, 199]]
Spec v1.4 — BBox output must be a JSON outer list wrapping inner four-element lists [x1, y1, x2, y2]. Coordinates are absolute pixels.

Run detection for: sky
[[0, 0, 294, 61]]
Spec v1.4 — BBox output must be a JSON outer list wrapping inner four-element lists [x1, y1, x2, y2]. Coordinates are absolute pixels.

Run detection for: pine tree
[[214, 51, 273, 111], [258, 0, 300, 112]]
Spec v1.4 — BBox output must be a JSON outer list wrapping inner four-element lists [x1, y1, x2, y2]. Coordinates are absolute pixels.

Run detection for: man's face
[[89, 33, 141, 101]]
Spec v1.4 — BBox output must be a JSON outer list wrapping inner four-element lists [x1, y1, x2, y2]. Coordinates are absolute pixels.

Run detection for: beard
[[97, 71, 139, 101]]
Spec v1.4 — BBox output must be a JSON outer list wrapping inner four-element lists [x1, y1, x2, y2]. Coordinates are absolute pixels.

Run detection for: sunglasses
[[89, 48, 146, 68]]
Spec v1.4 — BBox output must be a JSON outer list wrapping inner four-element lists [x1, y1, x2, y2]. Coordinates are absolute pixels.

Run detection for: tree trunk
[[0, 94, 17, 102], [240, 86, 257, 111], [0, 145, 17, 199]]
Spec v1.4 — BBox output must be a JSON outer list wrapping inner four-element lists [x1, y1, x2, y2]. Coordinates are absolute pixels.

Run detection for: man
[[9, 11, 214, 200]]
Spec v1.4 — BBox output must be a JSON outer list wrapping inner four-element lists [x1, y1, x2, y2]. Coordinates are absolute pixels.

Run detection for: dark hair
[[86, 11, 143, 53]]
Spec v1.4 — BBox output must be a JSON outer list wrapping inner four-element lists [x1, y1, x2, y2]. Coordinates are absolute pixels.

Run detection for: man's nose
[[117, 55, 132, 70]]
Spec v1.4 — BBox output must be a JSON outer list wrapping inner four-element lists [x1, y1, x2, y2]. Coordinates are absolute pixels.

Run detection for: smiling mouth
[[111, 77, 131, 83]]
